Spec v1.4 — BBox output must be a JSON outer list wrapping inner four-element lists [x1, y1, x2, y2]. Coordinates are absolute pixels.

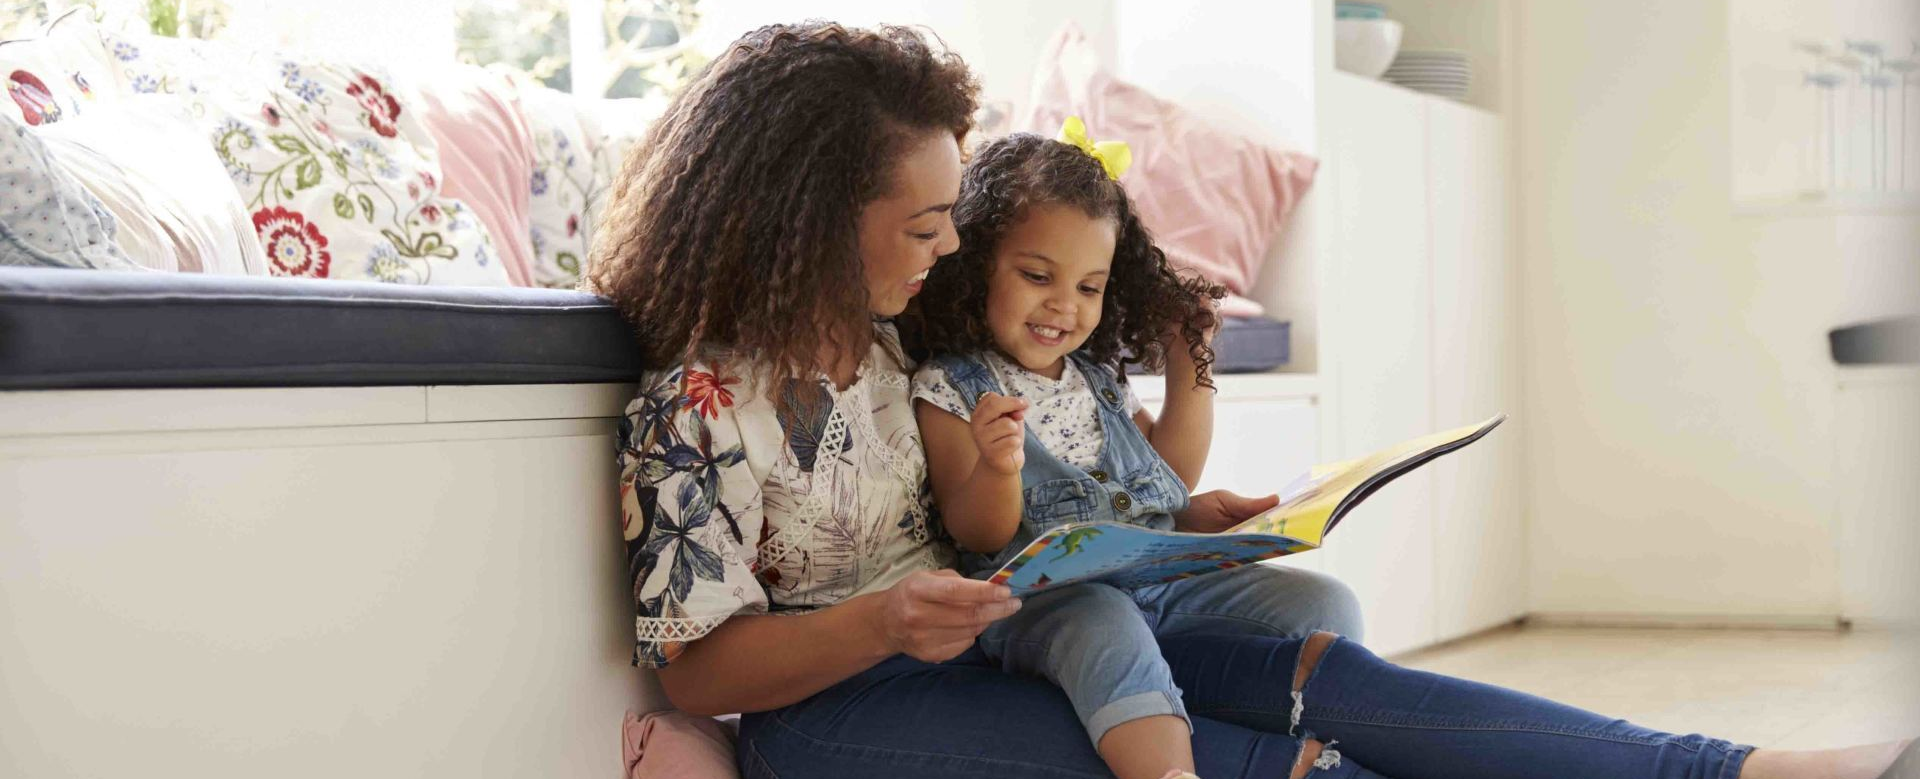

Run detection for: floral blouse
[[618, 323, 956, 668]]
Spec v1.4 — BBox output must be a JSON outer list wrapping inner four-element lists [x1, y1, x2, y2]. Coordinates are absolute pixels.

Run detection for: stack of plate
[[1335, 1, 1387, 19], [1383, 50, 1471, 100]]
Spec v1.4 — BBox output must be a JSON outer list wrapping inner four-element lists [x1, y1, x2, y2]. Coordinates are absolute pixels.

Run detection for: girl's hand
[[970, 392, 1028, 475], [1161, 306, 1220, 363], [872, 570, 1023, 662], [1175, 489, 1280, 533]]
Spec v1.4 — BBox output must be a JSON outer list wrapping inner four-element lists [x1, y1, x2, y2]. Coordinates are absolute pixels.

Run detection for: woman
[[588, 20, 1916, 779]]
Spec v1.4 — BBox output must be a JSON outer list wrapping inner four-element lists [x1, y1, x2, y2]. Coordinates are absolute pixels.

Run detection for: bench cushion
[[0, 267, 644, 388]]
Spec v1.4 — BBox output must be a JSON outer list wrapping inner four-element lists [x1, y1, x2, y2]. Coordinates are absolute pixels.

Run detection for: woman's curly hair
[[586, 21, 979, 385], [912, 133, 1227, 388]]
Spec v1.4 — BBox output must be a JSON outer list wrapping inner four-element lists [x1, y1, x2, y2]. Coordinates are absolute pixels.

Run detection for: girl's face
[[984, 203, 1117, 380], [858, 132, 964, 317]]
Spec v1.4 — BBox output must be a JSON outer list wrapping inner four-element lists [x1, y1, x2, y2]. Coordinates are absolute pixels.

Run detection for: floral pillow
[[576, 95, 667, 267], [0, 10, 121, 127], [495, 73, 594, 289], [99, 30, 507, 286], [98, 26, 241, 98]]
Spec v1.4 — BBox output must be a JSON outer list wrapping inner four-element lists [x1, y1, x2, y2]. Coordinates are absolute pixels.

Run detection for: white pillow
[[36, 96, 268, 274]]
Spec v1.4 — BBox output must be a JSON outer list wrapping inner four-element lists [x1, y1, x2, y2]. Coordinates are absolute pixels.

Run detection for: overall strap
[[928, 353, 1007, 415], [1069, 353, 1132, 416]]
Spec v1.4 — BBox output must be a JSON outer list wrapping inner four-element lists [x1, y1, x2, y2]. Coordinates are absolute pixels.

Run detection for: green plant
[[138, 0, 224, 38]]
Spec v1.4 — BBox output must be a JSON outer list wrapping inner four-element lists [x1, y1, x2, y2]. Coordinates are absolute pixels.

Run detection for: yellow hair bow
[[1056, 116, 1132, 180]]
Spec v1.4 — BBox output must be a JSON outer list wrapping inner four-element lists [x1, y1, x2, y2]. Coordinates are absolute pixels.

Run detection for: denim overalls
[[926, 351, 1368, 749], [925, 351, 1192, 578]]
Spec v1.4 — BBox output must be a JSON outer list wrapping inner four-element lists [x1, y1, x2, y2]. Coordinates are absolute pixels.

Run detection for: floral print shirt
[[619, 323, 955, 668]]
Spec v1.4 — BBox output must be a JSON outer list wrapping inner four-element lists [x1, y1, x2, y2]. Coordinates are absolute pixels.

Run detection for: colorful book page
[[988, 523, 1315, 595]]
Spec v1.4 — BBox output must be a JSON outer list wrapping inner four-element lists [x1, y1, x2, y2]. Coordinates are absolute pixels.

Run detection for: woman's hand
[[969, 392, 1028, 475], [871, 569, 1022, 662], [1175, 489, 1280, 534]]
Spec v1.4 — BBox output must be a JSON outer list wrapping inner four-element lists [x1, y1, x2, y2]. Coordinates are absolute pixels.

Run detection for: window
[[454, 0, 702, 99], [3, 0, 229, 38], [4, 0, 701, 102]]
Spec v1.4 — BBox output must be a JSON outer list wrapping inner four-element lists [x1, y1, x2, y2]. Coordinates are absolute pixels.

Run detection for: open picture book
[[987, 414, 1508, 596]]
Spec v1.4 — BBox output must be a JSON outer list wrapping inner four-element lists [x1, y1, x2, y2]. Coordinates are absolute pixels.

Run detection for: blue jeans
[[738, 624, 1752, 778], [976, 565, 1366, 747]]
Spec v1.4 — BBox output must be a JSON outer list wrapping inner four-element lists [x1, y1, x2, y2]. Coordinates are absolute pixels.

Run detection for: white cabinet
[[1133, 376, 1324, 572], [1120, 71, 1522, 655], [1205, 398, 1324, 572], [1320, 73, 1438, 656], [0, 385, 654, 777], [1318, 73, 1524, 655], [1835, 369, 1920, 626], [1427, 97, 1527, 642]]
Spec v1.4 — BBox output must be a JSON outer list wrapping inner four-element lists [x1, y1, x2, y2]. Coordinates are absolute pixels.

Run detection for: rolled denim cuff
[[1084, 690, 1189, 746]]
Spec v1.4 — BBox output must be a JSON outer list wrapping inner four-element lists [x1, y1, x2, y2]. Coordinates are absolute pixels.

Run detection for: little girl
[[911, 123, 1335, 779]]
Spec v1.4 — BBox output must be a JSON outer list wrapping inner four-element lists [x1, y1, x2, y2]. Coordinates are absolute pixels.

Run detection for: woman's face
[[983, 203, 1116, 380], [858, 132, 964, 317]]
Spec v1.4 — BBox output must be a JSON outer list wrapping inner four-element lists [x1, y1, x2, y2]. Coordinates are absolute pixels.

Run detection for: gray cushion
[[0, 267, 645, 388], [1211, 316, 1290, 373], [1126, 316, 1291, 375]]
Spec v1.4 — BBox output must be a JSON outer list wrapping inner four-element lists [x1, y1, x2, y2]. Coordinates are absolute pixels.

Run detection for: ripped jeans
[[738, 583, 1753, 778], [975, 564, 1368, 750]]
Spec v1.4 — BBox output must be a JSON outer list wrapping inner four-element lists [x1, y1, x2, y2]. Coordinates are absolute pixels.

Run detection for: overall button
[[1089, 469, 1109, 483], [1101, 388, 1120, 404], [1111, 492, 1133, 512]]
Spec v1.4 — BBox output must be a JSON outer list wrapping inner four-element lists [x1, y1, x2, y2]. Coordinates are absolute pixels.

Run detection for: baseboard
[[1833, 616, 1920, 632], [1386, 619, 1528, 661], [1523, 612, 1846, 631]]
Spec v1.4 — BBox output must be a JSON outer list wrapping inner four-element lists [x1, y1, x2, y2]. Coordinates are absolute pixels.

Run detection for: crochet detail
[[635, 613, 732, 643]]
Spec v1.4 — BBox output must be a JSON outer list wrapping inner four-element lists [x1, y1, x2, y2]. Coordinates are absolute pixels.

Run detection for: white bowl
[[1335, 19, 1403, 79]]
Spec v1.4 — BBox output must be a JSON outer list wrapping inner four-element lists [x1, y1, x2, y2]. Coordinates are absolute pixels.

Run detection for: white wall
[[1111, 1, 1320, 150], [1514, 0, 1913, 620]]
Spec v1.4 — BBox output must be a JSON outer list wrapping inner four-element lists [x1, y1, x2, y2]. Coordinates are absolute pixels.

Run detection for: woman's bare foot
[[1739, 739, 1915, 779]]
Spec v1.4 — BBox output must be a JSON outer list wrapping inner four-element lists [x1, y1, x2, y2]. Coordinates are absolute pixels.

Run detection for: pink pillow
[[416, 67, 537, 287], [621, 709, 738, 779], [1020, 24, 1317, 316]]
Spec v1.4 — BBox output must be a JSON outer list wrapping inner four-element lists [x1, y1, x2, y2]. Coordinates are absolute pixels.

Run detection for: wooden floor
[[1395, 624, 1920, 749]]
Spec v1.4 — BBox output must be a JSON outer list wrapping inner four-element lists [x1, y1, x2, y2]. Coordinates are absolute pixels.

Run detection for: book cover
[[987, 414, 1507, 595]]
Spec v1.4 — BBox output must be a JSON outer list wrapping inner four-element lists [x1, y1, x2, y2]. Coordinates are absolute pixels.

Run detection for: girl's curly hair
[[912, 133, 1227, 388], [586, 21, 979, 385]]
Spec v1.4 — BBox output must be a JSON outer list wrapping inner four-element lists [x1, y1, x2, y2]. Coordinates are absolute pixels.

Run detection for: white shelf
[[1336, 71, 1501, 118]]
